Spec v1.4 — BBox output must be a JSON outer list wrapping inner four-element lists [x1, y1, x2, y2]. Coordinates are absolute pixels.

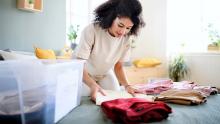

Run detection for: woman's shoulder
[[83, 23, 94, 32], [84, 23, 105, 36], [84, 23, 101, 31]]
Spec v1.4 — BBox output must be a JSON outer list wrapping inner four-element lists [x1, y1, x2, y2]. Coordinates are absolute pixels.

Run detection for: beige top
[[74, 23, 131, 79]]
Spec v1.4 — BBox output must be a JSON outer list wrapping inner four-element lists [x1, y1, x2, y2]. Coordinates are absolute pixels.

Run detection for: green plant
[[169, 54, 189, 82], [207, 23, 220, 47], [67, 25, 79, 44], [29, 0, 34, 4]]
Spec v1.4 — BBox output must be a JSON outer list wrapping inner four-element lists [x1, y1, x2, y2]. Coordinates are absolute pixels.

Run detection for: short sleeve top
[[74, 23, 131, 77]]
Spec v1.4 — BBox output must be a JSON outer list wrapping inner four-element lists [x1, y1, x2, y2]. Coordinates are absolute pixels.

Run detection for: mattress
[[57, 95, 220, 124]]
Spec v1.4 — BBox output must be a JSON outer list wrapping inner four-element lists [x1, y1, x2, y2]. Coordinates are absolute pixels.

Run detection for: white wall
[[132, 0, 168, 76], [184, 53, 220, 88], [131, 0, 220, 87]]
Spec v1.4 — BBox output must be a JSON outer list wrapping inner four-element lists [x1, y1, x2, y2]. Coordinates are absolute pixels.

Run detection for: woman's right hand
[[90, 85, 106, 102]]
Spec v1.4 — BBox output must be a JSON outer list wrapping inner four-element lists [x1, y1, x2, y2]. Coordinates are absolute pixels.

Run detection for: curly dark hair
[[94, 0, 145, 36]]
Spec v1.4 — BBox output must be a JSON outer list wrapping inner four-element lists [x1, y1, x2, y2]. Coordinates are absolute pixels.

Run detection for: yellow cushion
[[34, 47, 56, 59], [133, 58, 161, 68]]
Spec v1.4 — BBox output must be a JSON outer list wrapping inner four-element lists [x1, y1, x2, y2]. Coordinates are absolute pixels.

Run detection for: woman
[[75, 0, 145, 101]]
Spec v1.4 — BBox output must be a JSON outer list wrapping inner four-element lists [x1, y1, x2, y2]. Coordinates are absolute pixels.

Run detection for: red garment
[[101, 98, 172, 124]]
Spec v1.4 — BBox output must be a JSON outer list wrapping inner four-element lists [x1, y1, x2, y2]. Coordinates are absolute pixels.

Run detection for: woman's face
[[108, 17, 134, 38]]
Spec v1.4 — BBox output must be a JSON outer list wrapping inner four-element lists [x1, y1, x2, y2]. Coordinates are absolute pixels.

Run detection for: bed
[[57, 95, 220, 124]]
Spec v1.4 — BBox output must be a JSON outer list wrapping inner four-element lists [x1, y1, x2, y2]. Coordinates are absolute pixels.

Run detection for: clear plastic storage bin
[[0, 60, 84, 124]]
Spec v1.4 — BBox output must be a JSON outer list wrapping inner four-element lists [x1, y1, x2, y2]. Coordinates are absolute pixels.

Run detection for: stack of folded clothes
[[101, 98, 172, 124], [155, 89, 207, 105]]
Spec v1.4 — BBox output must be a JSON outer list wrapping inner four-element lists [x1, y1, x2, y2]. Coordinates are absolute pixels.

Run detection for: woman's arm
[[114, 61, 129, 86], [82, 68, 98, 88], [114, 61, 139, 96], [82, 67, 106, 101]]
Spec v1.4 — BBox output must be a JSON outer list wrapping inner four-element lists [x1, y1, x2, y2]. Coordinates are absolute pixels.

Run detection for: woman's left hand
[[125, 85, 143, 97]]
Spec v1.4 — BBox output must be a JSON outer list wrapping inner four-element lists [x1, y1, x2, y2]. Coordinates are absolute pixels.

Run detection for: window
[[167, 0, 220, 53], [66, 0, 107, 44]]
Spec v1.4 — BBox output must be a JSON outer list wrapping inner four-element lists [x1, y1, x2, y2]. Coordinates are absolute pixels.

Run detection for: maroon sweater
[[101, 98, 172, 124]]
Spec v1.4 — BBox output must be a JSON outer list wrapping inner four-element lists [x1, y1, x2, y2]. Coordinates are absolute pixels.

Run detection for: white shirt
[[74, 23, 131, 79]]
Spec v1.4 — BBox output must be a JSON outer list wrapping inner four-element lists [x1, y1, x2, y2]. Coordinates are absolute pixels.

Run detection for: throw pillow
[[133, 58, 161, 68], [34, 47, 56, 59], [0, 54, 4, 60], [0, 49, 11, 60]]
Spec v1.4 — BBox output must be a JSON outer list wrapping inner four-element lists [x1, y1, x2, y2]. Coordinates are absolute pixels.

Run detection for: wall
[[184, 53, 220, 88], [0, 0, 66, 52], [134, 0, 220, 86], [132, 0, 168, 76]]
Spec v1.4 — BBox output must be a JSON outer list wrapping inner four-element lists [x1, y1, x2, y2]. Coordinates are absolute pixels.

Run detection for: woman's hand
[[90, 85, 106, 102], [114, 61, 143, 96], [125, 85, 143, 97]]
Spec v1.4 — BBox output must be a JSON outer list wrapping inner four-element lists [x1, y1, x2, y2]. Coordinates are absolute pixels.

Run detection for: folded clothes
[[193, 86, 218, 96], [101, 98, 172, 124], [133, 79, 173, 95], [155, 89, 207, 105]]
